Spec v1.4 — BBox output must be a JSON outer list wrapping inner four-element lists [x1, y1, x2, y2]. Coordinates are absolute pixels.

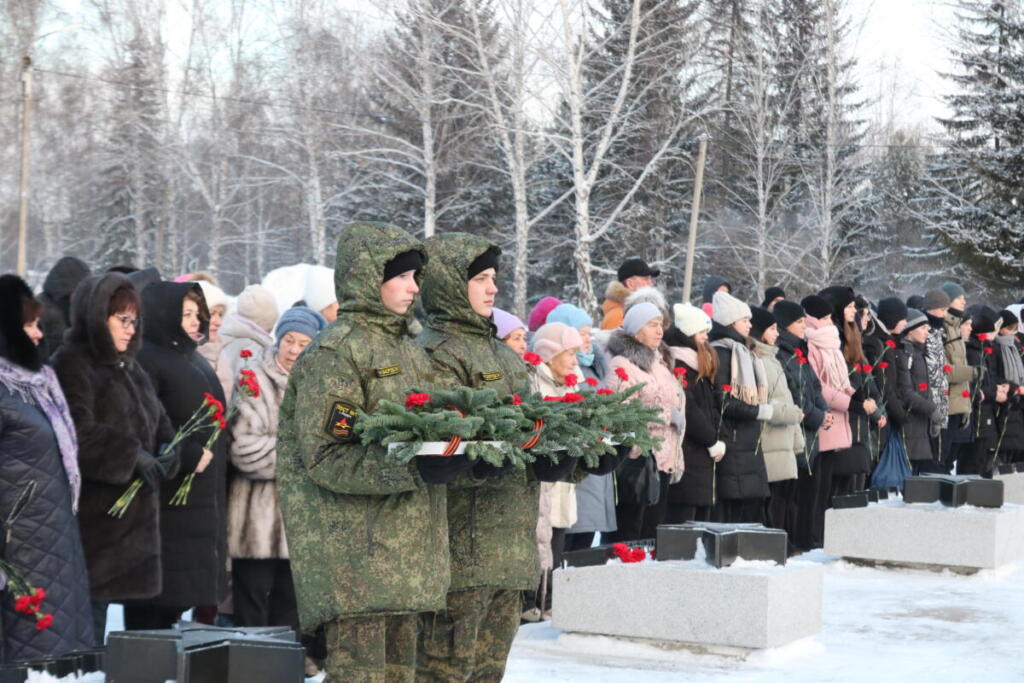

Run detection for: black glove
[[415, 454, 475, 485], [472, 459, 515, 479], [155, 442, 181, 479], [581, 451, 618, 475], [134, 449, 167, 489], [532, 453, 580, 482]]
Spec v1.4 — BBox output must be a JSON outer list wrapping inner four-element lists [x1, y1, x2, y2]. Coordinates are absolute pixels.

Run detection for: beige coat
[[226, 344, 289, 559], [532, 362, 580, 571], [753, 340, 803, 482]]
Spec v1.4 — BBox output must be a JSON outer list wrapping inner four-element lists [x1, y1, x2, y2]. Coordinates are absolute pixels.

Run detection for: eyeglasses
[[114, 315, 141, 329]]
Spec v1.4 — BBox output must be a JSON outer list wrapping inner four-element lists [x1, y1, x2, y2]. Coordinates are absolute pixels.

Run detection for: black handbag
[[615, 453, 660, 507]]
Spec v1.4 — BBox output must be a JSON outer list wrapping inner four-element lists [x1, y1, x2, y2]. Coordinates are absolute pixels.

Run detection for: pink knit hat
[[532, 322, 584, 363], [528, 296, 563, 332]]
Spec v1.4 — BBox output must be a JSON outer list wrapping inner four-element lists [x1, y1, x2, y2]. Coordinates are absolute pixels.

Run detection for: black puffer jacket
[[136, 282, 229, 608], [897, 338, 936, 462], [0, 275, 93, 662], [865, 329, 907, 447], [52, 273, 176, 601], [37, 257, 90, 360], [708, 322, 768, 501], [966, 334, 999, 450], [991, 336, 1024, 454], [664, 328, 718, 507], [839, 358, 883, 474], [776, 329, 828, 468]]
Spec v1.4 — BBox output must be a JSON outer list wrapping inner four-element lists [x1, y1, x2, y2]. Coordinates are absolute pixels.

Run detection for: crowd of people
[[1, 229, 1023, 681]]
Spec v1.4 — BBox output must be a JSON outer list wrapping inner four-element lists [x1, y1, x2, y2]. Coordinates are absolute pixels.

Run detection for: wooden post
[[682, 135, 708, 304], [16, 56, 33, 277]]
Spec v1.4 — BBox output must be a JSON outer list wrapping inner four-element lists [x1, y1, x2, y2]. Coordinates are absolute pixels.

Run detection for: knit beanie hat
[[750, 306, 777, 339], [528, 296, 563, 332], [904, 308, 929, 335], [236, 285, 279, 333], [923, 288, 951, 312], [302, 265, 337, 313], [546, 303, 593, 331], [907, 295, 925, 311], [773, 300, 805, 331], [999, 308, 1019, 330], [762, 286, 786, 308], [382, 250, 424, 283], [877, 297, 908, 332], [970, 306, 1000, 336], [492, 307, 526, 340], [623, 302, 663, 336], [819, 285, 856, 321], [532, 322, 584, 363], [275, 306, 327, 344], [940, 282, 966, 302], [467, 247, 500, 280], [712, 290, 752, 327], [197, 281, 230, 313], [801, 295, 832, 321], [673, 303, 712, 337]]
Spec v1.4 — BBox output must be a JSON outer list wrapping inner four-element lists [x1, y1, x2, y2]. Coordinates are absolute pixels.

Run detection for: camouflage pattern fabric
[[416, 588, 521, 683], [324, 614, 418, 683], [417, 232, 541, 593], [276, 222, 450, 639]]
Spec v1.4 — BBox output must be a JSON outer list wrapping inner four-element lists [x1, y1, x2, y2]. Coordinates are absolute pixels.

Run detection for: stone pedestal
[[551, 560, 823, 650], [995, 472, 1024, 505], [824, 501, 1024, 571]]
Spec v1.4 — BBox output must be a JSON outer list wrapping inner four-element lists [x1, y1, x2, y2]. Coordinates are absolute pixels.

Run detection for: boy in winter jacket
[[276, 224, 455, 681], [898, 309, 940, 473]]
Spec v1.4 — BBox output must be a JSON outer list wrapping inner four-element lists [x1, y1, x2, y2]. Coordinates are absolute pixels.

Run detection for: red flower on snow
[[35, 614, 53, 631], [597, 388, 614, 396], [404, 392, 431, 410], [585, 377, 599, 387], [614, 367, 629, 382], [564, 373, 578, 388], [239, 349, 253, 358], [523, 352, 542, 366], [561, 393, 585, 403], [918, 382, 928, 391], [511, 394, 522, 405]]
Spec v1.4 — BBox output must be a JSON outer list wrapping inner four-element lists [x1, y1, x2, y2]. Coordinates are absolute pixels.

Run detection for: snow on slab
[[506, 550, 1024, 682]]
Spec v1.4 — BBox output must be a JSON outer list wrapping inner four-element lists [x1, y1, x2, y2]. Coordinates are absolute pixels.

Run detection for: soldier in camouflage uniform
[[416, 233, 541, 682], [277, 223, 471, 683]]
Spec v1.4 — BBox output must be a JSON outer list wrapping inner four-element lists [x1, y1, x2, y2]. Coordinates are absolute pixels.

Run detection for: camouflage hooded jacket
[[417, 233, 541, 593], [276, 223, 449, 631]]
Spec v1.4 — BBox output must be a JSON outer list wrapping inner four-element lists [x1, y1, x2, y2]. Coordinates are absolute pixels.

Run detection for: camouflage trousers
[[323, 614, 418, 683], [416, 588, 521, 683]]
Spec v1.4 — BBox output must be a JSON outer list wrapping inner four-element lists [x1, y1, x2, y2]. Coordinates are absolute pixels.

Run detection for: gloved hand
[[708, 441, 726, 461], [415, 454, 475, 485], [134, 449, 167, 489], [670, 408, 685, 433], [155, 442, 181, 479], [756, 403, 775, 422], [532, 453, 580, 482], [472, 458, 515, 480]]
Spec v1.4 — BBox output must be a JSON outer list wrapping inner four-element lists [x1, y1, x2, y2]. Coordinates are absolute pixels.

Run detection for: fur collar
[[605, 328, 667, 373], [604, 280, 631, 305]]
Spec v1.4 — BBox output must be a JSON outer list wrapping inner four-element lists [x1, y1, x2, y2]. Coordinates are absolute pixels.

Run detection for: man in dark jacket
[[417, 233, 538, 682], [773, 301, 830, 551], [276, 224, 454, 682], [37, 256, 90, 359]]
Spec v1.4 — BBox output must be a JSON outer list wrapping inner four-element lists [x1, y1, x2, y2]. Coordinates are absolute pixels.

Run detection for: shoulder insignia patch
[[480, 370, 503, 382], [375, 365, 402, 378], [323, 400, 359, 442]]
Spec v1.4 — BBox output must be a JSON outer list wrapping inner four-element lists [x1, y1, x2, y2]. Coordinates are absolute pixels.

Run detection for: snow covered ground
[[23, 551, 1024, 682], [505, 550, 1024, 682]]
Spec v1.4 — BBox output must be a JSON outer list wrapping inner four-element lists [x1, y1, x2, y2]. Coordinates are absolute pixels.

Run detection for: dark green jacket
[[276, 223, 449, 631], [417, 233, 540, 592]]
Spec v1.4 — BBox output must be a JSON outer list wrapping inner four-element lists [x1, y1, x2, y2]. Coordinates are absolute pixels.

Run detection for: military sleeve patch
[[480, 370, 503, 382], [323, 400, 359, 442], [375, 364, 402, 378]]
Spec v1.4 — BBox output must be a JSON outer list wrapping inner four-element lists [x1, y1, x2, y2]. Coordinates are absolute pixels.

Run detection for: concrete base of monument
[[824, 499, 1024, 572], [550, 558, 824, 650], [995, 472, 1024, 505]]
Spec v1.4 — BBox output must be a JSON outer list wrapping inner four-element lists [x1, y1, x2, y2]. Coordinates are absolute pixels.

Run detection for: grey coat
[[568, 342, 616, 535]]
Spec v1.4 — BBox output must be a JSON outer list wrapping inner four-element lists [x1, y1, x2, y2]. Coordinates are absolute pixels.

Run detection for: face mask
[[577, 350, 595, 367]]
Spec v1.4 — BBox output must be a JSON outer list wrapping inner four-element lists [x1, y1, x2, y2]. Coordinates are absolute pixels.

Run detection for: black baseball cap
[[617, 258, 660, 283]]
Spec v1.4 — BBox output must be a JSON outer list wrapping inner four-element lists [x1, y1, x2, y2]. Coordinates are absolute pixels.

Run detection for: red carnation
[[985, 346, 994, 355], [722, 384, 733, 394], [543, 396, 561, 402], [614, 367, 629, 382], [404, 392, 431, 410], [942, 364, 953, 374], [239, 349, 253, 358], [673, 367, 687, 379], [511, 394, 522, 405], [629, 547, 647, 562], [597, 388, 613, 396], [523, 352, 542, 366], [885, 339, 897, 349], [918, 382, 928, 391], [14, 595, 33, 614], [797, 357, 808, 365], [561, 393, 585, 403], [585, 377, 599, 387], [35, 613, 53, 631], [962, 390, 971, 398], [862, 364, 874, 373], [878, 361, 890, 370], [851, 364, 861, 373], [564, 373, 578, 388], [978, 333, 988, 341], [29, 588, 45, 608]]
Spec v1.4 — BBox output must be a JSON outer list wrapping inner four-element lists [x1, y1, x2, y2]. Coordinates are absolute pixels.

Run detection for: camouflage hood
[[420, 232, 499, 338], [334, 222, 428, 335]]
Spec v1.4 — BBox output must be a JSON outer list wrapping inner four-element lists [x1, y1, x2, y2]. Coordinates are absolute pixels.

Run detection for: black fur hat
[[0, 274, 42, 371]]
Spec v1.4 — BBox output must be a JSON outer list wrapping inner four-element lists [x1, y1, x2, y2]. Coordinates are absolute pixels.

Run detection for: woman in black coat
[[664, 311, 723, 523], [992, 309, 1024, 465], [130, 282, 228, 629], [959, 307, 1006, 476], [51, 273, 178, 643], [0, 275, 93, 662], [897, 310, 938, 473]]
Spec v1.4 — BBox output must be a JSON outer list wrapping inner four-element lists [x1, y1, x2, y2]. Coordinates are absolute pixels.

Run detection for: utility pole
[[17, 56, 33, 277], [682, 135, 708, 304]]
